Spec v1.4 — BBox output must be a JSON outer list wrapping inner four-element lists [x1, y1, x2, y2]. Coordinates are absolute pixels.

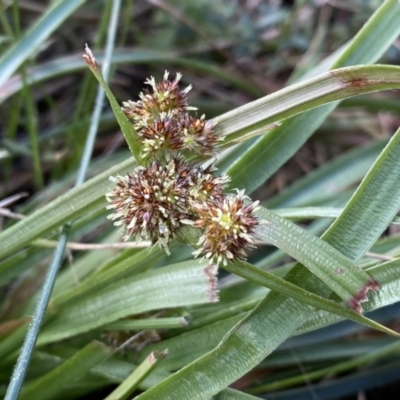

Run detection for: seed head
[[106, 158, 193, 251], [192, 190, 259, 265], [180, 114, 222, 156], [140, 115, 183, 160], [187, 164, 230, 203], [106, 158, 231, 252], [122, 71, 193, 131], [112, 71, 261, 263]]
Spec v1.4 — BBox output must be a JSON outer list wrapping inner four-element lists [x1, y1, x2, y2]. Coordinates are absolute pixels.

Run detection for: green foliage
[[2, 1, 400, 400]]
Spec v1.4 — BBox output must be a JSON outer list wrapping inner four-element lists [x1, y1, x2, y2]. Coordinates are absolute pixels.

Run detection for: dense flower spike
[[106, 158, 193, 251], [106, 158, 231, 252], [140, 115, 183, 160], [108, 71, 260, 264], [121, 71, 223, 160], [187, 164, 230, 203], [191, 190, 259, 265], [180, 114, 221, 156], [122, 71, 193, 131]]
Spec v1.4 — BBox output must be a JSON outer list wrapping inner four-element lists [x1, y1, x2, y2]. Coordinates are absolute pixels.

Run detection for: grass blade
[[222, 260, 394, 336], [104, 350, 168, 400], [0, 0, 86, 89], [19, 341, 111, 400], [103, 316, 190, 331], [37, 261, 217, 345], [83, 46, 141, 161], [255, 207, 378, 311], [215, 65, 400, 144]]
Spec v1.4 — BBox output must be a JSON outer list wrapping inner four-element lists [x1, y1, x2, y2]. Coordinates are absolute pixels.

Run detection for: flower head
[[191, 190, 259, 265], [139, 115, 183, 160], [122, 71, 193, 131], [106, 158, 193, 251], [106, 158, 231, 253], [180, 114, 222, 156], [110, 71, 260, 264], [187, 164, 230, 203]]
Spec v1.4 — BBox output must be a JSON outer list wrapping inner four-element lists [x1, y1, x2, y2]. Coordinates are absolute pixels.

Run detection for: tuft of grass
[[1, 1, 400, 400]]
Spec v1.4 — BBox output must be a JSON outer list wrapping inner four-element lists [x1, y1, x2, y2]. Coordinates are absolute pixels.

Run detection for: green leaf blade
[[256, 207, 379, 311], [38, 260, 217, 345], [0, 0, 87, 89], [19, 341, 110, 400], [83, 46, 141, 161]]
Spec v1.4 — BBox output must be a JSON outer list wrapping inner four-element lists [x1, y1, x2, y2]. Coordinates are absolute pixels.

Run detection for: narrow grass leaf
[[37, 261, 217, 344], [214, 65, 400, 144], [51, 244, 167, 309], [138, 315, 245, 373], [103, 316, 189, 331], [274, 207, 342, 220], [0, 0, 87, 88], [255, 207, 379, 311], [19, 341, 111, 400], [104, 351, 168, 400], [20, 71, 43, 189], [223, 260, 393, 335], [83, 45, 141, 160], [297, 257, 400, 334], [261, 337, 396, 367]]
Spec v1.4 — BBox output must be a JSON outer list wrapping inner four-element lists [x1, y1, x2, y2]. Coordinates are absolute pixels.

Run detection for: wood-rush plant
[[3, 2, 400, 400], [84, 46, 383, 313], [80, 38, 400, 394]]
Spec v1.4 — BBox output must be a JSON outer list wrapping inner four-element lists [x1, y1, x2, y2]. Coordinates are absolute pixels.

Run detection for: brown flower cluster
[[192, 190, 259, 266], [106, 158, 229, 252], [122, 71, 221, 161], [107, 72, 260, 265]]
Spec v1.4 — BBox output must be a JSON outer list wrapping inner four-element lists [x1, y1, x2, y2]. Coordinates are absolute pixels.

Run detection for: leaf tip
[[83, 44, 98, 70], [149, 349, 169, 364]]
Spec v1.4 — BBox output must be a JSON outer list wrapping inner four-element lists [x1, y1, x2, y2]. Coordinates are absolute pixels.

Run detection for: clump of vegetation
[[1, 1, 400, 400]]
